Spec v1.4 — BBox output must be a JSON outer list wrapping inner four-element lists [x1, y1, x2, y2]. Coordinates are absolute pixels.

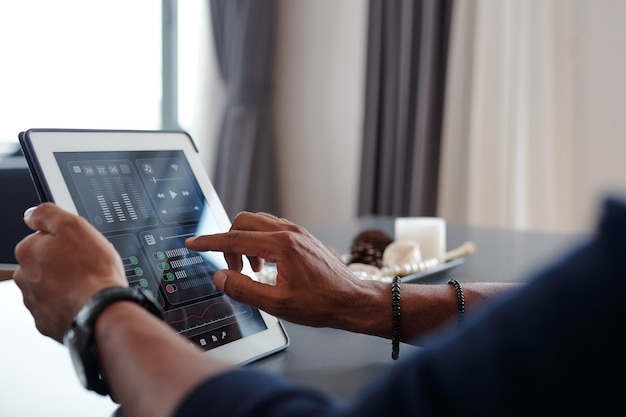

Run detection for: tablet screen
[[19, 129, 288, 364], [54, 150, 267, 349]]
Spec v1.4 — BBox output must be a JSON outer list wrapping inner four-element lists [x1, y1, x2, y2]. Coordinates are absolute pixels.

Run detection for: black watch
[[63, 286, 163, 396]]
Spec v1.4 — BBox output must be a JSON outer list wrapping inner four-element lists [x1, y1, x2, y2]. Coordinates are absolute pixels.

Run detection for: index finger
[[231, 211, 301, 233], [186, 230, 286, 264]]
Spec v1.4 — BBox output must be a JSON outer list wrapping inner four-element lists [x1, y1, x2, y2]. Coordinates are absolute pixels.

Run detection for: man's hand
[[186, 212, 385, 331], [13, 203, 128, 342]]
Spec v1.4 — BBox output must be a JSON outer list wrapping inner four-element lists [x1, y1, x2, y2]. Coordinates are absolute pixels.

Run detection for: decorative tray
[[400, 257, 465, 283], [255, 240, 474, 286]]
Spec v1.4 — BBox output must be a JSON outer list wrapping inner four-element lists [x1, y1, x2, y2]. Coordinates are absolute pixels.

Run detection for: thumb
[[213, 269, 276, 310], [23, 202, 66, 235]]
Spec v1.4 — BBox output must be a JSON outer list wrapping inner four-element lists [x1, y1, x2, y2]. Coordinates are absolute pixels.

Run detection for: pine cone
[[349, 229, 393, 268]]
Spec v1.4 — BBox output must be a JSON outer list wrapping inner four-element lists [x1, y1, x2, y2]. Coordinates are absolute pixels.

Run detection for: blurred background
[[1, 0, 626, 235]]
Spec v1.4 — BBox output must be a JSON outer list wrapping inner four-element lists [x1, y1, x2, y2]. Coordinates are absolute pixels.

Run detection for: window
[[0, 1, 162, 152]]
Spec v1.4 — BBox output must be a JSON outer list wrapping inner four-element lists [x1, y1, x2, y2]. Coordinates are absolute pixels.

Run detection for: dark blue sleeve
[[173, 197, 626, 417], [172, 368, 340, 417]]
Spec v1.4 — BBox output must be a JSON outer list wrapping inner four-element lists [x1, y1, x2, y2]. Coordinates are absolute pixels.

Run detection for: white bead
[[382, 239, 422, 268], [348, 263, 382, 281]]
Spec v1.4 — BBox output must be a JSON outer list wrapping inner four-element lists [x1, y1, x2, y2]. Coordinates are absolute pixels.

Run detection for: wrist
[[64, 286, 163, 397], [340, 279, 391, 338]]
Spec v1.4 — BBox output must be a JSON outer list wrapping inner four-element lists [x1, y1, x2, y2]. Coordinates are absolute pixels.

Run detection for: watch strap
[[74, 286, 163, 327], [65, 286, 163, 395]]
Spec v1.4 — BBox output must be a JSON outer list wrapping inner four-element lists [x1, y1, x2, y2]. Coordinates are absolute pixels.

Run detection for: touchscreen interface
[[53, 150, 267, 350]]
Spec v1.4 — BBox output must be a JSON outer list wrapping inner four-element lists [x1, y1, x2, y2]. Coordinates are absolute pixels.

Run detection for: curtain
[[209, 0, 279, 219], [438, 0, 579, 232], [358, 0, 454, 217]]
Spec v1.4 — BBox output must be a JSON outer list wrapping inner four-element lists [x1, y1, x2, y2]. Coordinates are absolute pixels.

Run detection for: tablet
[[18, 128, 289, 365]]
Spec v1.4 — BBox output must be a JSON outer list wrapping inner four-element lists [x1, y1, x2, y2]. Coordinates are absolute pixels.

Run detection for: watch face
[[65, 327, 88, 388]]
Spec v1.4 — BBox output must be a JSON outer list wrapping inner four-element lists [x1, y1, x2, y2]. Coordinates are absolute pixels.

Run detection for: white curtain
[[439, 0, 626, 233]]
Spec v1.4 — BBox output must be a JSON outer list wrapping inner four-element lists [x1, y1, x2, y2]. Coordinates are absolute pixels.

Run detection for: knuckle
[[225, 230, 242, 250], [56, 214, 81, 231], [14, 239, 27, 261], [232, 211, 254, 226], [274, 229, 303, 250], [289, 223, 308, 234]]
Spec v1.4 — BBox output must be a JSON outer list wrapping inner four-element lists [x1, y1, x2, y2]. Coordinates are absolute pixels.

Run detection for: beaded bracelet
[[447, 279, 465, 324], [391, 276, 401, 360]]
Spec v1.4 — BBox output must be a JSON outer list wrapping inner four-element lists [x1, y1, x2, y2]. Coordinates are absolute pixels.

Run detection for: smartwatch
[[63, 286, 163, 396]]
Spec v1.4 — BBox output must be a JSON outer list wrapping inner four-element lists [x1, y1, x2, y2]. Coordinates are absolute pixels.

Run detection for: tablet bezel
[[18, 128, 289, 365]]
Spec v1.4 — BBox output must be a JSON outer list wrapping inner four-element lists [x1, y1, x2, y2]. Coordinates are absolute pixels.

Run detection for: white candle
[[394, 217, 446, 263]]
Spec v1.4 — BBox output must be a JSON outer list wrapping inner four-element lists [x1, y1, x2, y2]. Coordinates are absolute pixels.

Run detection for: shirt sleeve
[[172, 368, 340, 417], [173, 197, 626, 417]]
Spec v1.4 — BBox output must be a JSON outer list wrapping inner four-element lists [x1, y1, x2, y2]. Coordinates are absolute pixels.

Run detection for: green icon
[[139, 278, 148, 287], [165, 272, 174, 281], [157, 252, 165, 260], [161, 262, 170, 270], [130, 256, 138, 265], [135, 267, 143, 276]]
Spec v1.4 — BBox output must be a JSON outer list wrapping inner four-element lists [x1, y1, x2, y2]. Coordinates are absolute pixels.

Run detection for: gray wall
[[273, 0, 368, 229]]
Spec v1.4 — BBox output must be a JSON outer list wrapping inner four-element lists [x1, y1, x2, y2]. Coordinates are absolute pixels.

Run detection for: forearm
[[341, 281, 522, 342], [95, 302, 232, 417]]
